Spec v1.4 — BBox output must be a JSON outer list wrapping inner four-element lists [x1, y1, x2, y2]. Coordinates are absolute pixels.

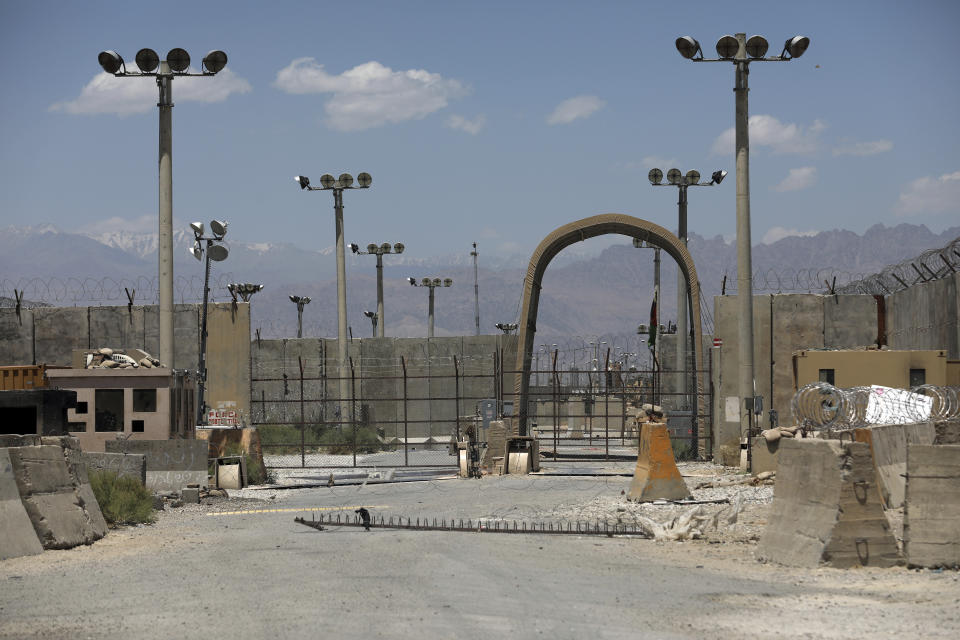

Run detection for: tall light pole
[[97, 48, 228, 370], [648, 167, 725, 418], [349, 242, 403, 337], [676, 33, 810, 435], [289, 295, 311, 338], [471, 242, 480, 336], [295, 172, 372, 426], [363, 310, 378, 337], [189, 220, 229, 426], [635, 236, 663, 402], [408, 277, 452, 338]]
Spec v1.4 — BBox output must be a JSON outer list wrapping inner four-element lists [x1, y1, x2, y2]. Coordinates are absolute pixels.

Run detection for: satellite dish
[[207, 244, 229, 262], [98, 50, 123, 74], [745, 35, 769, 59], [166, 48, 190, 72], [320, 174, 336, 189], [666, 168, 682, 185], [675, 36, 701, 60], [686, 170, 701, 185], [356, 172, 372, 187], [338, 173, 354, 188], [648, 168, 663, 185], [210, 220, 228, 238], [202, 50, 227, 74], [135, 48, 159, 73], [715, 35, 739, 59]]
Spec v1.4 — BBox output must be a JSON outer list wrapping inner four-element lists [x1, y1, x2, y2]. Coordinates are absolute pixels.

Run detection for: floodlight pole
[[158, 61, 174, 371], [333, 188, 349, 424], [196, 238, 212, 426], [471, 242, 480, 336], [734, 42, 755, 440], [428, 286, 436, 338], [374, 252, 385, 338]]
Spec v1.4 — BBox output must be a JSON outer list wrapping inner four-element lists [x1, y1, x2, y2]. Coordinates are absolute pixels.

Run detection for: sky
[[1, 0, 959, 263]]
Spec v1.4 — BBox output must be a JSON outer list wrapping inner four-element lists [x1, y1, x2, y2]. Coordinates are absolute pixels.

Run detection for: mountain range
[[1, 222, 957, 347]]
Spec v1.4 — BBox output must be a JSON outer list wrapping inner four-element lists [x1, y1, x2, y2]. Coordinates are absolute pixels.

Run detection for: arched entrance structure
[[512, 214, 706, 456]]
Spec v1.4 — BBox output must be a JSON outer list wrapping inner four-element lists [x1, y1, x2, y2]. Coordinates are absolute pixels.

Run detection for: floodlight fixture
[[675, 36, 702, 60], [207, 244, 229, 262], [745, 35, 769, 59], [712, 170, 728, 184], [348, 243, 359, 253], [363, 310, 376, 319], [393, 243, 405, 254], [210, 220, 228, 239], [408, 277, 417, 285], [380, 242, 392, 253], [685, 170, 701, 184], [432, 278, 442, 287], [338, 173, 354, 188], [319, 174, 336, 189], [166, 48, 190, 72], [289, 295, 298, 303], [295, 175, 310, 189], [190, 221, 205, 237], [495, 322, 518, 334], [443, 278, 453, 287], [422, 277, 432, 286], [356, 172, 372, 188], [98, 50, 124, 74], [367, 243, 379, 253], [202, 50, 228, 74], [135, 48, 159, 73], [190, 243, 203, 261], [666, 168, 682, 185], [782, 35, 810, 59], [716, 35, 739, 59], [648, 168, 663, 185]]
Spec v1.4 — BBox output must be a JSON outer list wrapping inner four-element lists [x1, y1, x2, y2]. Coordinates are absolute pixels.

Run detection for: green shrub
[[89, 470, 155, 526]]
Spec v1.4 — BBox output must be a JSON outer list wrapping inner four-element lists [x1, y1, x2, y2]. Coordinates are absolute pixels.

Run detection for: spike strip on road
[[294, 513, 651, 537], [208, 505, 390, 517]]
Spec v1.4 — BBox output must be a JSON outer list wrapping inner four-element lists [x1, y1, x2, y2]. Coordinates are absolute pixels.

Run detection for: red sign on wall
[[207, 409, 238, 426]]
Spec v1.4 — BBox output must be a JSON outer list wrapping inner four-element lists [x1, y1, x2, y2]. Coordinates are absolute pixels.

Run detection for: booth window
[[95, 389, 124, 432], [909, 368, 926, 387], [818, 369, 835, 385], [133, 389, 157, 412]]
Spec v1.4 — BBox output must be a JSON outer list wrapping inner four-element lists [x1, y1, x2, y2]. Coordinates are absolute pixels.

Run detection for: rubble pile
[[82, 347, 162, 370]]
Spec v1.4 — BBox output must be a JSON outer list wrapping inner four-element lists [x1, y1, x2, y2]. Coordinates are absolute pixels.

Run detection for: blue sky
[[1, 0, 958, 261]]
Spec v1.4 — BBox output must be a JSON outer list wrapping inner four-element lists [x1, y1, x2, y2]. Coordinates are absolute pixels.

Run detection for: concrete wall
[[251, 334, 516, 440], [0, 302, 251, 424], [105, 439, 208, 491], [888, 273, 960, 359]]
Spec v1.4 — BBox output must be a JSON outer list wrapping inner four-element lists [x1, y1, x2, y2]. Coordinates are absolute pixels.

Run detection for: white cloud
[[772, 166, 817, 192], [546, 95, 605, 125], [711, 115, 824, 155], [762, 226, 819, 245], [895, 170, 960, 216], [832, 139, 893, 156], [445, 114, 486, 135], [50, 68, 251, 116], [273, 58, 468, 131]]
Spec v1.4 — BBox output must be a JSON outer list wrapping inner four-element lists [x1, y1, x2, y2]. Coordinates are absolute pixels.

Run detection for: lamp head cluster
[[289, 295, 311, 305], [363, 310, 377, 319], [294, 172, 372, 191], [648, 168, 726, 187], [675, 34, 809, 61], [98, 48, 228, 75], [189, 220, 229, 262], [349, 242, 404, 255], [408, 277, 453, 288], [495, 322, 519, 334], [228, 283, 264, 302]]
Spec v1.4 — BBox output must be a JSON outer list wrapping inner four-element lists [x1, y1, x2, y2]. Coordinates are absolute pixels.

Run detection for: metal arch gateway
[[512, 214, 706, 457]]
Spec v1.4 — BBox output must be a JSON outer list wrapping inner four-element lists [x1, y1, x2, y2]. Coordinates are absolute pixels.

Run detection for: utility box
[[215, 456, 246, 490], [0, 365, 51, 391], [504, 436, 539, 474]]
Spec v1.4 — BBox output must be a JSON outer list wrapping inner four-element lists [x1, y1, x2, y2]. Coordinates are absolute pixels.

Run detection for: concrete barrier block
[[105, 439, 208, 491], [904, 444, 960, 568], [934, 418, 960, 445], [855, 422, 936, 508], [758, 439, 900, 568], [0, 448, 44, 560], [6, 445, 107, 549], [81, 452, 147, 485], [627, 423, 691, 502]]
